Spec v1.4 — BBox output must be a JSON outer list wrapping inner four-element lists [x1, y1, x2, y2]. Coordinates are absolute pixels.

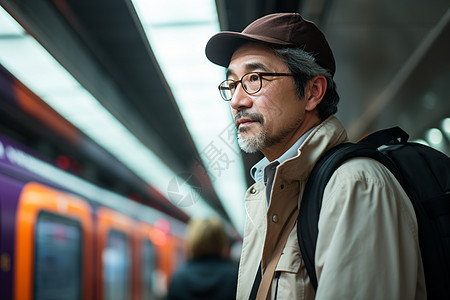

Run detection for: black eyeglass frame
[[218, 72, 294, 101]]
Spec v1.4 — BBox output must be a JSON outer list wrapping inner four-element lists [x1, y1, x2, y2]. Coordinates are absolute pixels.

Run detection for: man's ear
[[305, 75, 327, 112]]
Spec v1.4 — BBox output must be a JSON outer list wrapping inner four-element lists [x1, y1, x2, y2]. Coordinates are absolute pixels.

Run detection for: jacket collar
[[276, 116, 349, 182], [250, 127, 315, 183]]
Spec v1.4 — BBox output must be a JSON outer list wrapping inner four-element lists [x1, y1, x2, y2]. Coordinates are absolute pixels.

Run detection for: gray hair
[[272, 47, 339, 120]]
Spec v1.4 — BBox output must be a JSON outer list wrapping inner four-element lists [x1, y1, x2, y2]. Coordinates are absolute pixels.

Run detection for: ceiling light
[[442, 118, 450, 134], [425, 128, 444, 145]]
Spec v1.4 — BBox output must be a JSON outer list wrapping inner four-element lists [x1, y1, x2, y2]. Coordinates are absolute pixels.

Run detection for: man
[[205, 13, 426, 299]]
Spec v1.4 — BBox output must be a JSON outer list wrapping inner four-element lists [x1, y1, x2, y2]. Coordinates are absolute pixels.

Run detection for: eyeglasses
[[218, 72, 293, 101]]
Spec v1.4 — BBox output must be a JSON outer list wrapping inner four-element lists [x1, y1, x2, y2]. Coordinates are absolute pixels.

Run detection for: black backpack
[[297, 127, 450, 299]]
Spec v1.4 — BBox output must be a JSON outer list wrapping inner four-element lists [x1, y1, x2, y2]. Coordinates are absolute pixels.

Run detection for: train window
[[34, 212, 82, 300], [103, 230, 131, 300], [141, 239, 157, 300]]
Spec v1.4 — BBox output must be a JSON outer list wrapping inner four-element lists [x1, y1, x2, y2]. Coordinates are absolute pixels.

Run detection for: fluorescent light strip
[[132, 0, 247, 233], [0, 6, 216, 218]]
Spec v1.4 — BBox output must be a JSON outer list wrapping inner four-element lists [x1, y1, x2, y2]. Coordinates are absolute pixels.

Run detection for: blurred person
[[167, 217, 238, 300], [205, 13, 426, 299]]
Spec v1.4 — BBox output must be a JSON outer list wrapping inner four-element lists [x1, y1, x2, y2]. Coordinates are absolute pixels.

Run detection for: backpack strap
[[248, 262, 262, 300], [297, 130, 403, 291], [358, 126, 409, 147]]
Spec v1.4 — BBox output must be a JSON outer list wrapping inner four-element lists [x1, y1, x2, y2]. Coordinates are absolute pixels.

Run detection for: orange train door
[[133, 222, 156, 300], [13, 182, 94, 300], [148, 218, 187, 295], [96, 206, 136, 300], [133, 220, 185, 300]]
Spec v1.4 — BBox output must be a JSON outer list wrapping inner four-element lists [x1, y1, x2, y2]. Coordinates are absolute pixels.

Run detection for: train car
[[0, 133, 187, 300]]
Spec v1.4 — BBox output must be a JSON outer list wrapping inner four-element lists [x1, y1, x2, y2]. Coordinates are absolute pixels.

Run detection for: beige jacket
[[236, 116, 426, 300]]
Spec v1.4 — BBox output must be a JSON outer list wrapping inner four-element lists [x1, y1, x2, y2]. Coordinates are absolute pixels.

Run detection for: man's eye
[[249, 74, 260, 82], [229, 82, 237, 90]]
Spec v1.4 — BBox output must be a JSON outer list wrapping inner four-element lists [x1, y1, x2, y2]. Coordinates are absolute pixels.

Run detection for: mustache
[[234, 111, 264, 124]]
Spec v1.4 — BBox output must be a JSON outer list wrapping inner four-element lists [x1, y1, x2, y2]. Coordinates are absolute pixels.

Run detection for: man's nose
[[230, 84, 253, 110]]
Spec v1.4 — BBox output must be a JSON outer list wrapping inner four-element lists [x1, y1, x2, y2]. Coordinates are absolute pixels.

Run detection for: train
[[0, 132, 188, 300]]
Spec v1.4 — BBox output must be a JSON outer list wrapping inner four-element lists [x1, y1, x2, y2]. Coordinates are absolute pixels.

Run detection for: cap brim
[[205, 31, 292, 68]]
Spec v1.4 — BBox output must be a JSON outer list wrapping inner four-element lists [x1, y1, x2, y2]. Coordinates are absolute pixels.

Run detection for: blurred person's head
[[186, 217, 229, 260]]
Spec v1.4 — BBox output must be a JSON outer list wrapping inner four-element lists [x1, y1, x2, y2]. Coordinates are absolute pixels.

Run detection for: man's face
[[227, 43, 307, 158]]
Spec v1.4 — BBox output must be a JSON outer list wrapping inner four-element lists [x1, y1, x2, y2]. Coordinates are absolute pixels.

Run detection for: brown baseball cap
[[205, 13, 336, 76]]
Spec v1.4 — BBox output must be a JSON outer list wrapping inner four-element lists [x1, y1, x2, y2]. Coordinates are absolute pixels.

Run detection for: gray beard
[[237, 117, 304, 154], [237, 130, 267, 153]]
